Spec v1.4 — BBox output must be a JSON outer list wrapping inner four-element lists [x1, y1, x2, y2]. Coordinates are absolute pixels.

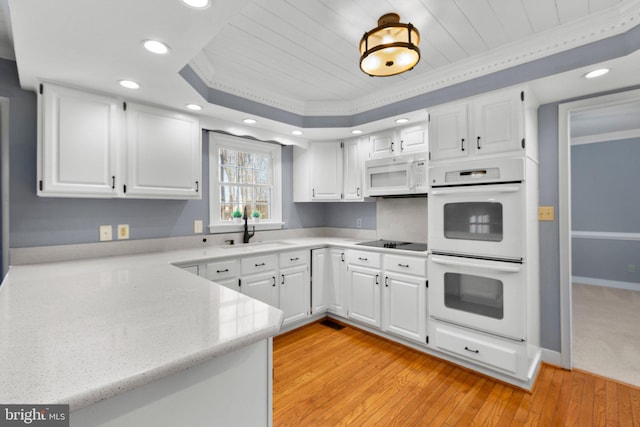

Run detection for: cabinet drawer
[[384, 254, 427, 276], [279, 250, 309, 268], [433, 323, 520, 374], [204, 259, 238, 281], [347, 250, 381, 268], [241, 254, 278, 275]]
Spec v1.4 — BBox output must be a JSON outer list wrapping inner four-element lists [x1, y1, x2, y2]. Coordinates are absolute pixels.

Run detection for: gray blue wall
[[571, 138, 640, 285]]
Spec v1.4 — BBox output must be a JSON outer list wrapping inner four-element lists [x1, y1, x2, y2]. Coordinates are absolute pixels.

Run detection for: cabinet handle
[[281, 274, 285, 285], [464, 346, 480, 354], [255, 262, 266, 267], [195, 181, 199, 192], [358, 257, 368, 261], [390, 141, 395, 152], [398, 263, 410, 268], [400, 140, 404, 151], [289, 257, 299, 261], [477, 136, 481, 150], [461, 138, 465, 152], [111, 176, 115, 189], [385, 277, 389, 287], [341, 253, 345, 262], [312, 188, 316, 198], [272, 276, 276, 287], [216, 269, 229, 273], [375, 274, 379, 285], [356, 187, 360, 197]]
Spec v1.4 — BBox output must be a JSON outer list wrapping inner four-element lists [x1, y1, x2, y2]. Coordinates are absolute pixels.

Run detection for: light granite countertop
[[0, 237, 427, 411]]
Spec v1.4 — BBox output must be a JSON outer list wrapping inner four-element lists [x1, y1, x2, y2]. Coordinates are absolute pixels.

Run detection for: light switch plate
[[99, 225, 113, 241], [194, 220, 203, 234], [117, 224, 130, 240], [538, 206, 555, 221]]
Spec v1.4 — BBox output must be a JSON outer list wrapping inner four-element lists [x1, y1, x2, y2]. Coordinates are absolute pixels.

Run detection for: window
[[209, 133, 282, 232]]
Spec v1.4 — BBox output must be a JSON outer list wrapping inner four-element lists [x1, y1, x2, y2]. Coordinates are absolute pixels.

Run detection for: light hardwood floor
[[273, 319, 640, 426]]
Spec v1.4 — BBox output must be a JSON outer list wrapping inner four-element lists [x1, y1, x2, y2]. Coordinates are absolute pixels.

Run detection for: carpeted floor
[[573, 282, 640, 388]]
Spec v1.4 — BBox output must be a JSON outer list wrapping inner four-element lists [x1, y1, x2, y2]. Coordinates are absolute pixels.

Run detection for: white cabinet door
[[216, 277, 240, 291], [347, 264, 381, 328], [369, 130, 396, 159], [241, 272, 279, 308], [429, 102, 469, 162], [328, 249, 347, 316], [383, 271, 427, 344], [38, 83, 121, 197], [125, 103, 201, 199], [280, 265, 309, 326], [398, 124, 428, 155], [310, 142, 343, 200], [472, 90, 524, 156], [311, 249, 329, 314], [342, 138, 364, 201]]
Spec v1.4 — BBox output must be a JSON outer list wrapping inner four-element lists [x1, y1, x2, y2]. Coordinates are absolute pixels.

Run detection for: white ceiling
[[1, 0, 640, 141]]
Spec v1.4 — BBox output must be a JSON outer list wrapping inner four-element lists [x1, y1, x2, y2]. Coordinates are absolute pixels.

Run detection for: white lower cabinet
[[311, 248, 347, 316], [242, 272, 279, 308], [204, 259, 240, 291], [279, 250, 310, 326], [383, 272, 427, 344], [346, 250, 382, 328]]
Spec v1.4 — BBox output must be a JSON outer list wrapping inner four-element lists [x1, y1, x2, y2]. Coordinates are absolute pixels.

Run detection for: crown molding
[[188, 0, 640, 117]]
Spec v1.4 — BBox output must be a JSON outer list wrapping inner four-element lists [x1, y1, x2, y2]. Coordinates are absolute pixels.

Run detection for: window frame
[[208, 132, 283, 233]]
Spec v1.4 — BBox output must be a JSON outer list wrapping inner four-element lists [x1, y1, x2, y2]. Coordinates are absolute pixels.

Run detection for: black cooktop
[[356, 240, 428, 252]]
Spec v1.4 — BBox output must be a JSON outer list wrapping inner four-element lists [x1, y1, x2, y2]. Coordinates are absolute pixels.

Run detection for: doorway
[[0, 97, 8, 279], [559, 89, 640, 386]]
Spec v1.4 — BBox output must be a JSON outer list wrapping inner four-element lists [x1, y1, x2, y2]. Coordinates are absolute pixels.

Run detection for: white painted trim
[[573, 276, 640, 292], [207, 222, 285, 234], [571, 128, 640, 145], [558, 88, 640, 371], [0, 97, 9, 278], [572, 231, 640, 241], [540, 348, 563, 368]]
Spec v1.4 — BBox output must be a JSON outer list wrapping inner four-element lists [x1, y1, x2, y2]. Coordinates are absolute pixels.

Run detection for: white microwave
[[364, 154, 428, 196]]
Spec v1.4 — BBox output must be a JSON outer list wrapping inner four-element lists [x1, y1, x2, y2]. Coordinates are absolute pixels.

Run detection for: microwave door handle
[[431, 257, 522, 273], [430, 186, 520, 196]]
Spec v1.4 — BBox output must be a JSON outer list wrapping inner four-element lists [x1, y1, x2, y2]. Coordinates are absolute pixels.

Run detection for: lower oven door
[[428, 254, 526, 341]]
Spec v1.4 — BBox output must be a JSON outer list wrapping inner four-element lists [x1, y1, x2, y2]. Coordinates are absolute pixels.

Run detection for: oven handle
[[431, 256, 522, 273], [430, 186, 520, 196]]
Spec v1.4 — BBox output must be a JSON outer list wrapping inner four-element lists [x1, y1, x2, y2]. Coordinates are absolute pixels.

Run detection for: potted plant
[[252, 210, 261, 223], [232, 209, 243, 223]]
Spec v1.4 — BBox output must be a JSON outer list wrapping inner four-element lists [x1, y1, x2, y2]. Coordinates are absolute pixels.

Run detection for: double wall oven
[[428, 157, 528, 341]]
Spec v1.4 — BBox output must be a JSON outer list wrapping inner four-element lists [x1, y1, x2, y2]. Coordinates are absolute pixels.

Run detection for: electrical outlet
[[194, 220, 203, 234], [356, 218, 362, 229], [117, 224, 129, 240], [538, 206, 555, 221], [99, 225, 113, 242], [629, 264, 636, 273]]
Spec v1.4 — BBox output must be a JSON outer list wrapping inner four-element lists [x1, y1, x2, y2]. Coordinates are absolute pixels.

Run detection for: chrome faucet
[[242, 206, 255, 244]]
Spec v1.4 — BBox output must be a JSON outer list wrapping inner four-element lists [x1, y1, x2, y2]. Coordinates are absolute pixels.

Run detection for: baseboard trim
[[541, 348, 563, 368], [573, 276, 640, 292]]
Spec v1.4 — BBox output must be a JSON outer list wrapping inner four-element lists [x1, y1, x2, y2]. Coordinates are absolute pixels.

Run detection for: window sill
[[208, 222, 285, 234]]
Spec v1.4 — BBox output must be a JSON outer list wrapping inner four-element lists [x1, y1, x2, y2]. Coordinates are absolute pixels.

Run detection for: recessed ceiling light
[[186, 104, 202, 111], [143, 40, 170, 55], [243, 118, 257, 124], [351, 130, 363, 135], [584, 68, 610, 79], [292, 130, 303, 136], [119, 80, 140, 89], [395, 118, 409, 124], [181, 0, 210, 8]]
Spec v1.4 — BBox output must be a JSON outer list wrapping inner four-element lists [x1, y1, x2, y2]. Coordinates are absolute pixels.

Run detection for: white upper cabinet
[[124, 103, 201, 199], [38, 84, 122, 197], [37, 83, 201, 199], [429, 87, 531, 162], [369, 123, 428, 159], [293, 139, 368, 202], [342, 137, 364, 201]]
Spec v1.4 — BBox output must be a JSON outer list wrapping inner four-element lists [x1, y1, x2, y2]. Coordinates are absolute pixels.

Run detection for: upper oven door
[[428, 183, 525, 260], [429, 254, 526, 341]]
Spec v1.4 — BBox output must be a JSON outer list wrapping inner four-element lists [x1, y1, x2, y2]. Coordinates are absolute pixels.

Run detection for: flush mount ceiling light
[[584, 68, 610, 79], [119, 80, 140, 89], [186, 104, 202, 111], [395, 118, 409, 124], [243, 118, 257, 124], [292, 130, 303, 136], [351, 130, 363, 135], [143, 40, 170, 55], [360, 13, 420, 77]]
